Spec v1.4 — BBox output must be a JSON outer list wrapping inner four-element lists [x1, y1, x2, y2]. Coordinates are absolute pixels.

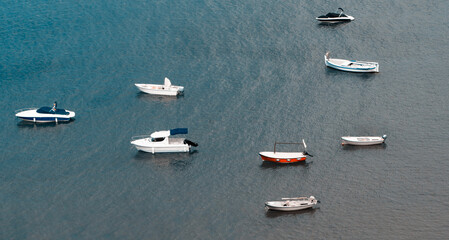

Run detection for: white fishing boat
[[15, 102, 75, 123], [131, 128, 198, 154], [316, 8, 354, 22], [325, 52, 379, 73], [135, 77, 184, 96], [259, 140, 313, 163], [265, 196, 319, 211], [341, 135, 387, 146]]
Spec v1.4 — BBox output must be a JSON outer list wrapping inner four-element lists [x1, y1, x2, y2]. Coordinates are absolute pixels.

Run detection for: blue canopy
[[170, 128, 188, 135], [36, 107, 69, 115]]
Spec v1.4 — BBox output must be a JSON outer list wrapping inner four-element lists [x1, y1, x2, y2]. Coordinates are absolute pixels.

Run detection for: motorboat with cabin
[[325, 52, 379, 73], [135, 77, 184, 96], [316, 8, 354, 22], [131, 128, 198, 154], [265, 196, 319, 211], [341, 135, 387, 146], [259, 139, 312, 163], [15, 102, 75, 123]]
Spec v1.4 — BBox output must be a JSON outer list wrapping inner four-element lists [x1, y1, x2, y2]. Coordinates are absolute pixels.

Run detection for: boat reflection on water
[[133, 150, 198, 168], [136, 92, 183, 103], [317, 21, 350, 28], [260, 160, 311, 169], [16, 120, 74, 129], [265, 207, 317, 218], [324, 67, 377, 80], [341, 144, 387, 151]]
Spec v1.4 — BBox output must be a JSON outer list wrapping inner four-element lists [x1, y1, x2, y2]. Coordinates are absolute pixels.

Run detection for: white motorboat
[[316, 8, 354, 22], [135, 77, 184, 96], [131, 128, 198, 154], [325, 52, 379, 73], [265, 196, 319, 211], [341, 135, 387, 146], [15, 102, 75, 123]]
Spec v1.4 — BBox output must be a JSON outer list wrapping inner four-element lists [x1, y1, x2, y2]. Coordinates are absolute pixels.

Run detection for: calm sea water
[[1, 0, 449, 239]]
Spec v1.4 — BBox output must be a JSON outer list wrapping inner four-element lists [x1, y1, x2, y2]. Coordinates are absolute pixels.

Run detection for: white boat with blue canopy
[[325, 52, 379, 73], [131, 128, 198, 154], [15, 102, 75, 123]]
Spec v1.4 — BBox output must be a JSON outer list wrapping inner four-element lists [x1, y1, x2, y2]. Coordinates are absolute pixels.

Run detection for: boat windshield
[[151, 137, 165, 142]]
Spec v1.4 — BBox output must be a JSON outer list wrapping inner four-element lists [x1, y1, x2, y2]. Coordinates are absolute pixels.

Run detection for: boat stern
[[374, 63, 380, 72], [177, 86, 184, 94]]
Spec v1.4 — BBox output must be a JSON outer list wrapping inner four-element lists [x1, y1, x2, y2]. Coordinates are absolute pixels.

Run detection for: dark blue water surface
[[2, 0, 449, 239]]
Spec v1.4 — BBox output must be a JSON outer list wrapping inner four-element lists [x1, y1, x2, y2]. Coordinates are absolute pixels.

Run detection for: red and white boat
[[259, 140, 312, 163]]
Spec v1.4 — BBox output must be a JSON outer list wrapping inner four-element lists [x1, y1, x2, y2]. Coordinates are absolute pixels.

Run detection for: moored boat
[[316, 8, 354, 22], [135, 77, 184, 96], [341, 135, 387, 146], [265, 196, 319, 211], [325, 52, 379, 73], [131, 128, 198, 154], [15, 102, 75, 123], [259, 139, 312, 163]]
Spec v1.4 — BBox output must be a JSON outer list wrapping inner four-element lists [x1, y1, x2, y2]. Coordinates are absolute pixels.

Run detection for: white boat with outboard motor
[[316, 8, 354, 22], [341, 135, 387, 146], [325, 52, 379, 73], [131, 128, 198, 154], [15, 102, 75, 123], [259, 139, 313, 163], [135, 77, 184, 96], [265, 196, 319, 211]]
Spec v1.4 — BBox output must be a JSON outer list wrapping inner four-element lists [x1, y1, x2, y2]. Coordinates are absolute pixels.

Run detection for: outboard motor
[[382, 135, 387, 140], [184, 139, 198, 147], [303, 151, 313, 157]]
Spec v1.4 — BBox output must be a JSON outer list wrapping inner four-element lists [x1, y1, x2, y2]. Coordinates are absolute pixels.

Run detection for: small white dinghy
[[135, 77, 184, 96], [341, 135, 387, 146], [265, 196, 319, 211], [316, 8, 354, 22], [325, 52, 379, 73]]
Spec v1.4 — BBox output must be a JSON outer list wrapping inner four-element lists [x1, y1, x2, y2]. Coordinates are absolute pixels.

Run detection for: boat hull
[[131, 138, 190, 154], [18, 117, 72, 123], [265, 203, 314, 211], [341, 136, 385, 146], [134, 145, 190, 153], [316, 16, 354, 22], [265, 197, 318, 211], [259, 152, 306, 163], [135, 84, 183, 96], [15, 109, 75, 123], [325, 56, 379, 73]]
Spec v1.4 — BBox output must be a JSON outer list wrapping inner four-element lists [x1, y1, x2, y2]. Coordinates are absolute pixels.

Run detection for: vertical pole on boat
[[55, 117, 58, 124], [33, 118, 36, 123]]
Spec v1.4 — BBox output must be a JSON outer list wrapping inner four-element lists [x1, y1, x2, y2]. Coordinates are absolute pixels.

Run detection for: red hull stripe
[[260, 154, 306, 163]]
